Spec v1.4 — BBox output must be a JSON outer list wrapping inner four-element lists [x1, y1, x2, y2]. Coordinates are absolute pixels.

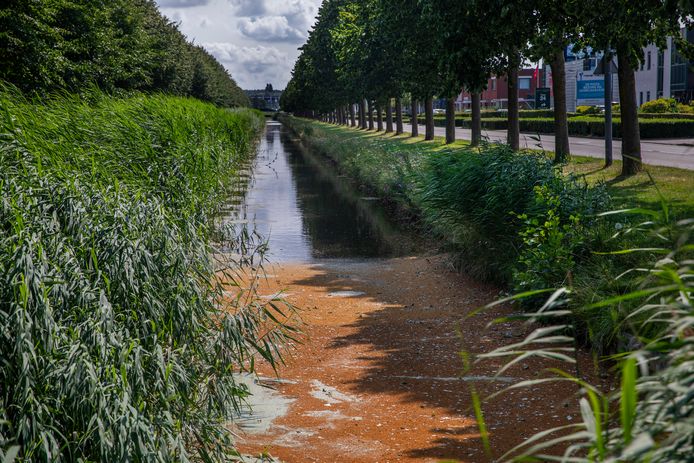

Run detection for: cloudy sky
[[154, 0, 322, 90]]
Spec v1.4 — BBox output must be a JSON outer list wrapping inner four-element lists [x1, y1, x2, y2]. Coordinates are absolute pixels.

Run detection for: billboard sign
[[576, 79, 605, 101]]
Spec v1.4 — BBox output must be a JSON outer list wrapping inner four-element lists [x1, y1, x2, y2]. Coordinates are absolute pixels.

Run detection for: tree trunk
[[425, 96, 434, 141], [507, 59, 520, 150], [551, 49, 570, 162], [617, 48, 642, 175], [445, 96, 456, 143], [349, 103, 356, 127], [385, 98, 394, 133], [376, 101, 383, 131], [368, 100, 374, 130], [471, 92, 482, 147], [395, 96, 404, 135], [359, 100, 366, 130], [411, 98, 419, 137]]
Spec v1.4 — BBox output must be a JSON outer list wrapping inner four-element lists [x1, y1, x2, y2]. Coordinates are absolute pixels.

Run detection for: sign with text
[[576, 79, 605, 101], [535, 88, 551, 109]]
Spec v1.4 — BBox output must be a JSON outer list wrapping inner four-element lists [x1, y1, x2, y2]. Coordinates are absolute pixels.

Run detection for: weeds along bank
[[279, 115, 692, 355], [0, 88, 293, 461]]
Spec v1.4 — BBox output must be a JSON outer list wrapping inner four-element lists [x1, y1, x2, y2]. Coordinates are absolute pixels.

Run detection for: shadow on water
[[220, 121, 417, 262]]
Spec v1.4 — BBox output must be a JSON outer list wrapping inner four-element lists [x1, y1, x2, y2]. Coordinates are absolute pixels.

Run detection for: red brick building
[[458, 67, 546, 110]]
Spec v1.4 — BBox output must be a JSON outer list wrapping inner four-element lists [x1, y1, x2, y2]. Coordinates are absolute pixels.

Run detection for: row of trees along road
[[0, 0, 248, 108], [281, 0, 694, 176]]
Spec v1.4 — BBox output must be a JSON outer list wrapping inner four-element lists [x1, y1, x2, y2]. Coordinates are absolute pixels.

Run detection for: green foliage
[[640, 97, 679, 113], [576, 105, 603, 115], [283, 116, 694, 357], [513, 188, 585, 296], [0, 86, 290, 461], [637, 112, 694, 119], [476, 217, 694, 462], [415, 146, 609, 284], [678, 101, 694, 113], [0, 0, 248, 107], [280, 114, 419, 202]]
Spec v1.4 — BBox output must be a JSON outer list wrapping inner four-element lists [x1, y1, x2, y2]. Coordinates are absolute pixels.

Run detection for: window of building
[[491, 78, 496, 91], [519, 77, 531, 90], [647, 51, 652, 70], [640, 92, 644, 106], [583, 58, 595, 71], [647, 91, 651, 101]]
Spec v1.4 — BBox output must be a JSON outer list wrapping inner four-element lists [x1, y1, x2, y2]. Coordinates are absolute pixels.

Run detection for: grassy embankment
[[0, 87, 293, 462], [282, 116, 693, 218], [279, 115, 693, 353]]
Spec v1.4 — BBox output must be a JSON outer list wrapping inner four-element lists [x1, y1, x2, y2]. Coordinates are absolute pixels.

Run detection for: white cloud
[[203, 42, 292, 89], [166, 9, 187, 23], [229, 0, 267, 16], [239, 16, 305, 42], [158, 0, 211, 7], [154, 0, 322, 88]]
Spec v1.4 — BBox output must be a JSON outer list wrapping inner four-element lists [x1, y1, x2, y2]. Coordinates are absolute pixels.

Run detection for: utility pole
[[603, 51, 613, 167]]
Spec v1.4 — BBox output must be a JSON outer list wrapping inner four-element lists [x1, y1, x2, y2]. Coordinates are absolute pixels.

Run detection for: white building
[[562, 40, 674, 112]]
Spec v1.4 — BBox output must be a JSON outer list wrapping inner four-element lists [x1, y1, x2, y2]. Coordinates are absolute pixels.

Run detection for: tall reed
[[0, 86, 291, 461]]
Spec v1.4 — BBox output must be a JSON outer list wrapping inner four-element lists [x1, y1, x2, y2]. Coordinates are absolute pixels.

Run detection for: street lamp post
[[604, 52, 613, 167]]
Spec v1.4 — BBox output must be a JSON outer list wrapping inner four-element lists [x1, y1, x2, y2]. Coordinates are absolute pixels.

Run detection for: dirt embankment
[[236, 255, 611, 463]]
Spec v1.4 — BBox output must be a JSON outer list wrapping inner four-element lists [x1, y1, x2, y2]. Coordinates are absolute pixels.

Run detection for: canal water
[[222, 120, 415, 263], [222, 120, 417, 441]]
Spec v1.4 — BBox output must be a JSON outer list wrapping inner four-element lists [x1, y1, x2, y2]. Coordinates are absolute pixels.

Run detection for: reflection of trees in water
[[281, 130, 413, 258], [216, 124, 282, 246]]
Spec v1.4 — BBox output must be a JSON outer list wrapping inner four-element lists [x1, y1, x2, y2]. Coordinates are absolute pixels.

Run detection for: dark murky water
[[222, 121, 415, 263]]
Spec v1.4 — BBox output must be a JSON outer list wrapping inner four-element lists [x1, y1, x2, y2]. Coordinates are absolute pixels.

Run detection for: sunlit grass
[[564, 156, 694, 218]]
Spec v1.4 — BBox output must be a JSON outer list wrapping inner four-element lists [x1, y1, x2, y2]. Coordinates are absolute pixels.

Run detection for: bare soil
[[235, 255, 611, 462]]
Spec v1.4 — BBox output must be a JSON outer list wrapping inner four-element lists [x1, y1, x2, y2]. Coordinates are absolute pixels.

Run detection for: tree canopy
[[0, 0, 249, 107], [282, 0, 692, 174]]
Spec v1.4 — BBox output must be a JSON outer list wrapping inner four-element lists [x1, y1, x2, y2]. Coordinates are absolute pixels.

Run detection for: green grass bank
[[278, 115, 693, 354], [0, 87, 292, 462]]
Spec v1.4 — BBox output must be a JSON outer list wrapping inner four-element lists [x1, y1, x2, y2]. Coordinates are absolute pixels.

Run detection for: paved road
[[402, 123, 694, 170]]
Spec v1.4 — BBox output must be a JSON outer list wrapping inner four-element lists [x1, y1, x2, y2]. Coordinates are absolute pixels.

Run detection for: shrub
[[576, 105, 603, 115], [640, 97, 679, 113], [678, 102, 694, 114], [638, 118, 694, 138], [456, 117, 694, 139], [415, 146, 608, 284], [512, 181, 609, 300], [638, 112, 694, 120]]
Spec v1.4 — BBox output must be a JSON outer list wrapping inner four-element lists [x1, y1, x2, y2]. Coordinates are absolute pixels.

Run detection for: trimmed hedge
[[637, 112, 694, 120], [413, 116, 694, 139]]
